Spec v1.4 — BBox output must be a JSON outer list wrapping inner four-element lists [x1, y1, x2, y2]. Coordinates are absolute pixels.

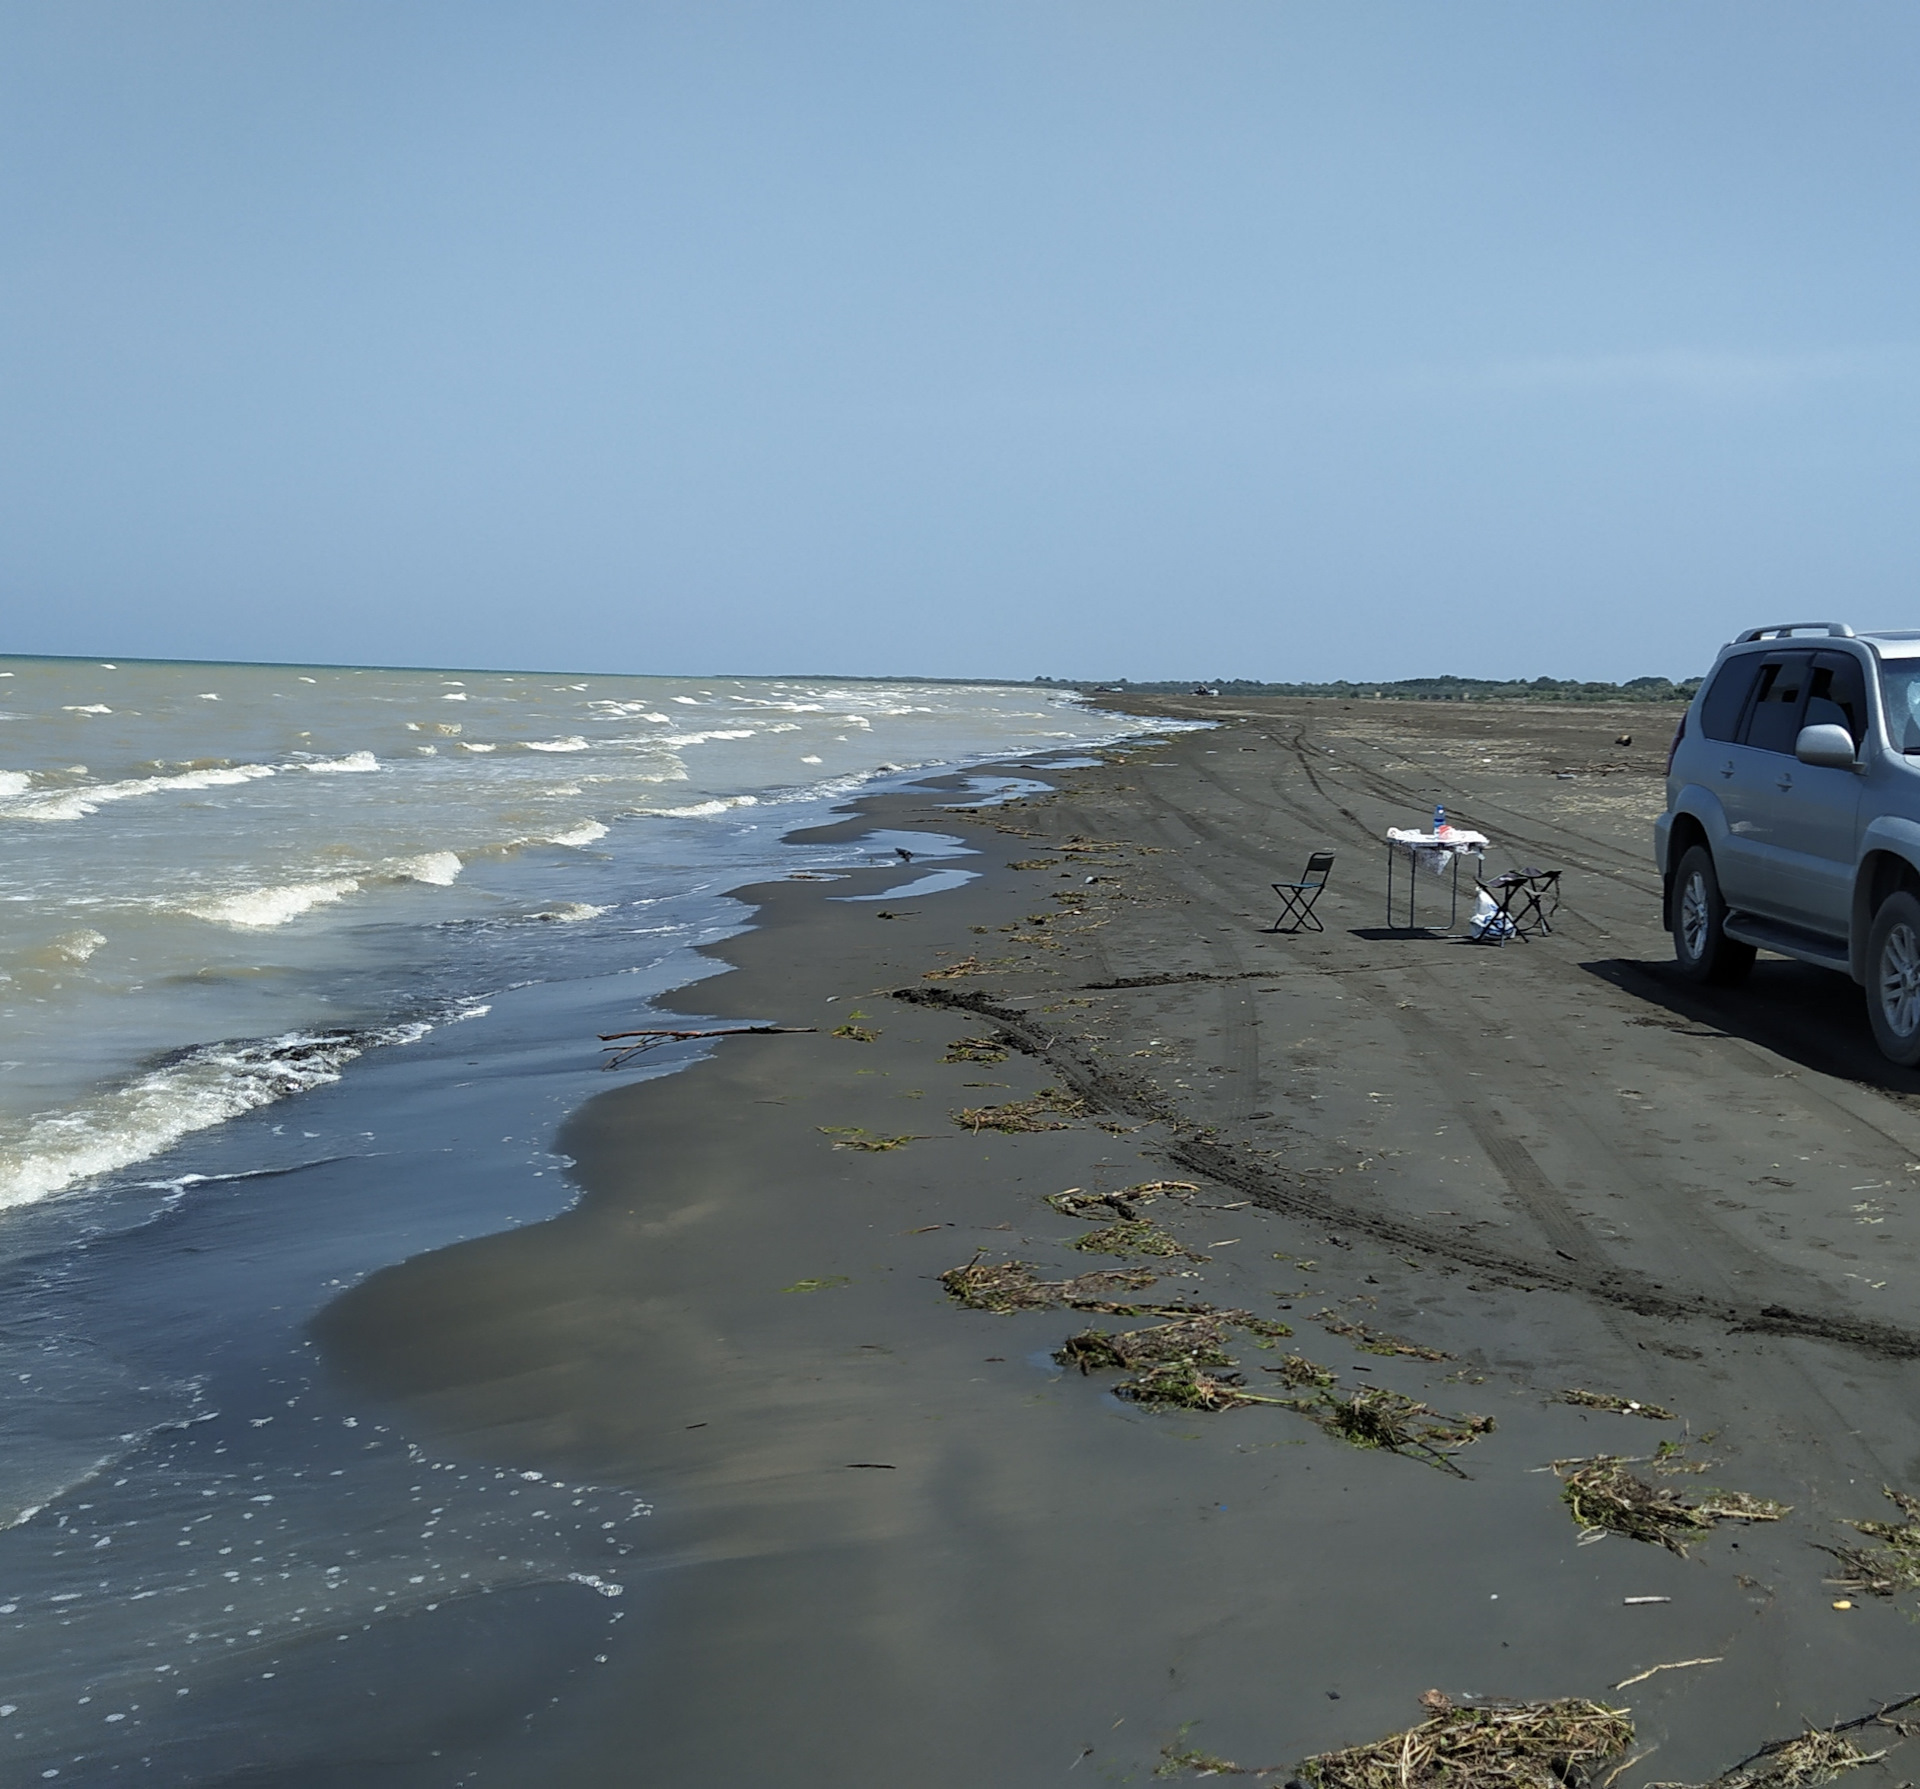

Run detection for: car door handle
[[1720, 761, 1735, 778], [1777, 773, 1794, 792]]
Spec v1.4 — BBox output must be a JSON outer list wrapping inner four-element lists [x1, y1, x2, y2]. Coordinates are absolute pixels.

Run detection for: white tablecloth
[[1387, 827, 1490, 877]]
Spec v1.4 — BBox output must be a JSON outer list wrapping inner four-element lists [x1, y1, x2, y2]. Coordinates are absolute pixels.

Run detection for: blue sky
[[2, 2, 1916, 682]]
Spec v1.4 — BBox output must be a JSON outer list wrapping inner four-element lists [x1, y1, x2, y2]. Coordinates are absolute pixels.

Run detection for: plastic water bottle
[[1433, 802, 1447, 836]]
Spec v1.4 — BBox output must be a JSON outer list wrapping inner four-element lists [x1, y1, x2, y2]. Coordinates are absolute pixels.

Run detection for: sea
[[0, 654, 1148, 1781]]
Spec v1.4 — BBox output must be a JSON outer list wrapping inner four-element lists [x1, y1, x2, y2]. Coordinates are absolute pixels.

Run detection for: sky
[[2, 2, 1917, 684]]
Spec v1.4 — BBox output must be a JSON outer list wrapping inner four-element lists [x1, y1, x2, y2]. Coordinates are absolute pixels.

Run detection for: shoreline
[[311, 698, 1920, 1785]]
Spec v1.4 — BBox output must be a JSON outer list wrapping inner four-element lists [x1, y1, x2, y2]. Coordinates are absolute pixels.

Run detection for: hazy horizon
[[4, 3, 1916, 686]]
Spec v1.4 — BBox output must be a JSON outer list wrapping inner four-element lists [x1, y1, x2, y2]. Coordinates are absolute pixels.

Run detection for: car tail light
[[1665, 709, 1687, 775]]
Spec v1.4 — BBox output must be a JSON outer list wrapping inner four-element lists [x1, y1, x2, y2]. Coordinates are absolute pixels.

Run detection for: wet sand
[[318, 699, 1920, 1786]]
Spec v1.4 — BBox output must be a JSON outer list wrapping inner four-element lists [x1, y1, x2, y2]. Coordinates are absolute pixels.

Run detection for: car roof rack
[[1733, 622, 1856, 642]]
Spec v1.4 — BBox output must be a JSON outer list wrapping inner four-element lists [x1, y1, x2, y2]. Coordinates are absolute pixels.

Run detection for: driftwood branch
[[597, 1024, 816, 1069]]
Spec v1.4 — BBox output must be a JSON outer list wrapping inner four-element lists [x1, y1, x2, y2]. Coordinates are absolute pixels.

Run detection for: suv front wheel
[[1672, 845, 1756, 985], [1867, 891, 1920, 1067]]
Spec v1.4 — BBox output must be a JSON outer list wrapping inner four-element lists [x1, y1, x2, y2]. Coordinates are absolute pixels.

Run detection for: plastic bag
[[1469, 889, 1516, 942]]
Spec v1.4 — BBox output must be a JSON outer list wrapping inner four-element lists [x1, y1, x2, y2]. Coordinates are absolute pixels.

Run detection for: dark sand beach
[[315, 697, 1920, 1785]]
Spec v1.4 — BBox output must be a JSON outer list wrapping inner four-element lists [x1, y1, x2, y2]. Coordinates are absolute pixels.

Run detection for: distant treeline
[[1042, 673, 1700, 704]]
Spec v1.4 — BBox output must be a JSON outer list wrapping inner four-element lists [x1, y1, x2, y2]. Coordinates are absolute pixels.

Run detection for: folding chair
[[1486, 867, 1561, 940], [1269, 851, 1335, 933]]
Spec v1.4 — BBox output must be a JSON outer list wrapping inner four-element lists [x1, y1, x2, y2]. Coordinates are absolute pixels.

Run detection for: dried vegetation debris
[[1554, 1454, 1787, 1554], [939, 1257, 1164, 1314], [1820, 1486, 1920, 1598], [1282, 1384, 1495, 1477], [1048, 1180, 1199, 1221], [817, 1125, 922, 1151], [1314, 1309, 1453, 1360], [1647, 1692, 1920, 1789], [942, 1034, 1011, 1064], [953, 1086, 1086, 1132], [1071, 1217, 1206, 1259], [1558, 1389, 1678, 1421], [1274, 1693, 1634, 1789]]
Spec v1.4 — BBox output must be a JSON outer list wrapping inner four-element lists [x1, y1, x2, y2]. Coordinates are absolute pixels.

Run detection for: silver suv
[[1658, 622, 1920, 1065]]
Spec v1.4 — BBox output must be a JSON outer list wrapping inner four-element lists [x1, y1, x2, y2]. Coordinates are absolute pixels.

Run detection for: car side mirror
[[1795, 722, 1859, 770]]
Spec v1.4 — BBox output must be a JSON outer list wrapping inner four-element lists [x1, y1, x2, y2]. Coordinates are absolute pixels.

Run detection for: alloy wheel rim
[[1881, 922, 1920, 1039], [1679, 871, 1711, 962]]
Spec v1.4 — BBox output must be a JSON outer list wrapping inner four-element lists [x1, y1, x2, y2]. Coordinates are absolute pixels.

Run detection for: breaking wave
[[0, 1023, 432, 1212]]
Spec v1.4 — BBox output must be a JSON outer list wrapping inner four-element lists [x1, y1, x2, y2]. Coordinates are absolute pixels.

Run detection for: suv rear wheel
[[1672, 845, 1756, 985], [1867, 890, 1920, 1066]]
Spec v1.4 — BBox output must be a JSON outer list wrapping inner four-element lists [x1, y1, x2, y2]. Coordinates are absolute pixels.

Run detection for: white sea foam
[[0, 1023, 429, 1212], [531, 903, 610, 923], [183, 877, 362, 929], [523, 737, 591, 753], [459, 741, 497, 752], [300, 751, 380, 774], [44, 929, 108, 964], [0, 762, 277, 823], [0, 770, 29, 798], [390, 851, 463, 886], [544, 822, 609, 848], [642, 795, 761, 818], [657, 729, 756, 748], [61, 704, 111, 715]]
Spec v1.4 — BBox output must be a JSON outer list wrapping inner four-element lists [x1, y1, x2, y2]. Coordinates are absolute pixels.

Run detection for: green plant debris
[[1057, 1310, 1289, 1376], [1007, 859, 1056, 870], [1820, 1486, 1920, 1597], [831, 1024, 879, 1042], [1262, 1352, 1338, 1389], [1647, 1708, 1912, 1789], [1048, 1181, 1199, 1221], [954, 1087, 1085, 1132], [1060, 1316, 1236, 1375], [1290, 1693, 1634, 1789], [817, 1125, 921, 1151], [1559, 1389, 1678, 1420], [943, 1035, 1010, 1064], [1554, 1455, 1788, 1555], [939, 1257, 1162, 1314], [1071, 1218, 1205, 1260], [782, 1276, 851, 1294], [1117, 1359, 1288, 1412], [1313, 1309, 1453, 1361], [1281, 1386, 1494, 1476], [1157, 1744, 1250, 1778]]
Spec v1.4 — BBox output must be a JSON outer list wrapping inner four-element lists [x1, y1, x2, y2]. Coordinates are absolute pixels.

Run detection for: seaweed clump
[[1820, 1486, 1920, 1598], [1286, 1386, 1494, 1477], [939, 1257, 1160, 1314], [1647, 1702, 1917, 1789], [1057, 1316, 1236, 1375], [1558, 1389, 1678, 1421], [1314, 1309, 1452, 1361], [1554, 1455, 1788, 1555], [943, 1035, 1011, 1064], [1048, 1181, 1198, 1220], [1071, 1218, 1205, 1260], [954, 1087, 1085, 1132], [1289, 1693, 1634, 1789]]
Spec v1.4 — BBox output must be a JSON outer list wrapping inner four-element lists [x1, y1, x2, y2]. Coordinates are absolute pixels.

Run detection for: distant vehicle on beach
[[1658, 621, 1920, 1064]]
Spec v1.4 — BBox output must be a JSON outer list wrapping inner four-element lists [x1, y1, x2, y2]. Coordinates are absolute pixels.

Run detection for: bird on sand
[[894, 847, 915, 863]]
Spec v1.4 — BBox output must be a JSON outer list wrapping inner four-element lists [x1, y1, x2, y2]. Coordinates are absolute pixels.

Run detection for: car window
[[1806, 653, 1867, 746], [1698, 654, 1765, 742], [1879, 662, 1920, 754], [1741, 654, 1813, 754]]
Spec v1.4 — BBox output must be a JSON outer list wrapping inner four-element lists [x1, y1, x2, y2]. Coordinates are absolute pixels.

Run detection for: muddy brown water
[[316, 700, 1920, 1785]]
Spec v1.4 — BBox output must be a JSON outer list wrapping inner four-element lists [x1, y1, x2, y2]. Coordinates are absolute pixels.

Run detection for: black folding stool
[[1269, 851, 1335, 933], [1487, 867, 1561, 939]]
